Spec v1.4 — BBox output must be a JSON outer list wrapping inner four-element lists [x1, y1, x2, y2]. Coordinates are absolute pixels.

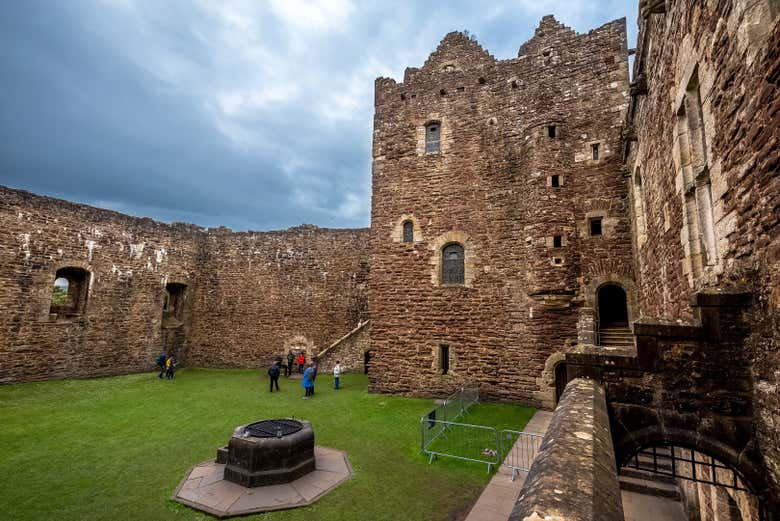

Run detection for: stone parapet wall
[[510, 378, 624, 521], [0, 186, 369, 383]]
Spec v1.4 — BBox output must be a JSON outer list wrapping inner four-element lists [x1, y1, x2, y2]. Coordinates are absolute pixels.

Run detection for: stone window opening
[[441, 243, 465, 285], [591, 143, 600, 160], [551, 175, 560, 188], [677, 67, 718, 280], [589, 217, 603, 236], [553, 235, 562, 248], [49, 267, 89, 317], [400, 93, 406, 101], [439, 344, 450, 375], [163, 283, 187, 324], [425, 122, 441, 154], [478, 77, 486, 85], [548, 125, 556, 138], [439, 88, 447, 97], [511, 80, 518, 89], [552, 257, 563, 266], [402, 220, 414, 243]]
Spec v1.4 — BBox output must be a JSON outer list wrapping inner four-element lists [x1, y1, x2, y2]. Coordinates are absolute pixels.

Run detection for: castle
[[0, 0, 777, 518]]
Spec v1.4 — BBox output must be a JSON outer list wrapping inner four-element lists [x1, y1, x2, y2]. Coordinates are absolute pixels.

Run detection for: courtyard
[[0, 370, 534, 521]]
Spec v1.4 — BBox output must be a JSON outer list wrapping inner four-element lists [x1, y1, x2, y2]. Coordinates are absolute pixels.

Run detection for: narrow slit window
[[425, 123, 441, 154], [590, 218, 603, 236], [551, 175, 560, 188], [553, 235, 562, 248], [402, 221, 414, 243], [591, 143, 600, 160], [440, 345, 450, 375], [548, 125, 556, 138]]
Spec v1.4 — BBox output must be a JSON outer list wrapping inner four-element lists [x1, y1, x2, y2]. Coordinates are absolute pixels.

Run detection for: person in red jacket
[[296, 353, 305, 374]]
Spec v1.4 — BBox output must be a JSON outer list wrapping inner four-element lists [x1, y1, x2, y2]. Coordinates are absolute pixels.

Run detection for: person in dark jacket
[[286, 351, 295, 377], [268, 361, 281, 392], [165, 355, 176, 380], [156, 350, 167, 379]]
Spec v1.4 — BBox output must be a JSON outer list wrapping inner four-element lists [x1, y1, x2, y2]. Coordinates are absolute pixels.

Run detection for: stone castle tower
[[369, 16, 634, 406]]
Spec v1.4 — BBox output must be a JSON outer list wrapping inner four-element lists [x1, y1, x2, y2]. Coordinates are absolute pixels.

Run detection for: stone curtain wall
[[510, 378, 624, 521], [624, 0, 780, 504], [187, 226, 369, 369], [0, 186, 369, 383], [369, 16, 633, 404], [0, 186, 201, 382]]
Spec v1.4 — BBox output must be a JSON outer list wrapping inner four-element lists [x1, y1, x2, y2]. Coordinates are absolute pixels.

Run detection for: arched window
[[441, 243, 464, 285], [402, 221, 414, 243], [425, 122, 440, 154], [50, 267, 89, 316]]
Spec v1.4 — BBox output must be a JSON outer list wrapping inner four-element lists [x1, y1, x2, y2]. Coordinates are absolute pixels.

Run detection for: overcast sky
[[0, 0, 637, 231]]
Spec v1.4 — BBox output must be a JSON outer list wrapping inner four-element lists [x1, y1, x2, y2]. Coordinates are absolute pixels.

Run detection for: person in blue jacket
[[302, 363, 315, 399]]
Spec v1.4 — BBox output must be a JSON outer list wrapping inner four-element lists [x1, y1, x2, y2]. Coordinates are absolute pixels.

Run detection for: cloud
[[0, 0, 637, 231]]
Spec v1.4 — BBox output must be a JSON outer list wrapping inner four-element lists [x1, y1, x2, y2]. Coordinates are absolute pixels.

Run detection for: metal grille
[[626, 445, 751, 492], [442, 244, 464, 284], [244, 419, 303, 438]]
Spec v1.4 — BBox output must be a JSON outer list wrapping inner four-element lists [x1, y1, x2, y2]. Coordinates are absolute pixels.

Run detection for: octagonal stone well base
[[172, 446, 351, 518]]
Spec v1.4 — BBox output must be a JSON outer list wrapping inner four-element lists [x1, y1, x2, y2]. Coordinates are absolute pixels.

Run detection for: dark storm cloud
[[0, 0, 637, 230]]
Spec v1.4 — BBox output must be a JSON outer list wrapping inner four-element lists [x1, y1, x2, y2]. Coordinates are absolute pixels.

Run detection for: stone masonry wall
[[369, 16, 633, 405], [0, 186, 369, 383], [188, 226, 369, 369], [0, 186, 201, 382], [625, 0, 780, 503], [315, 321, 369, 374]]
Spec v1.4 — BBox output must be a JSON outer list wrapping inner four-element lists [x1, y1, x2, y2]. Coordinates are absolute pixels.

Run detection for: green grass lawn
[[0, 369, 534, 521]]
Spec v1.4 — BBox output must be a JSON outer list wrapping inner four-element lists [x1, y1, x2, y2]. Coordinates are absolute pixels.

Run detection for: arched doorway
[[597, 284, 628, 327]]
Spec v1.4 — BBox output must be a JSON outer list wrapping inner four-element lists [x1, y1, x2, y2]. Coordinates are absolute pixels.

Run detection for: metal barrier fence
[[500, 429, 544, 480], [421, 418, 501, 471], [422, 382, 480, 430], [419, 383, 543, 474]]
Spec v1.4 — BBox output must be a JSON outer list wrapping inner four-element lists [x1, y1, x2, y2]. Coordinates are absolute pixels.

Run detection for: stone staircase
[[619, 451, 681, 501], [598, 326, 634, 348]]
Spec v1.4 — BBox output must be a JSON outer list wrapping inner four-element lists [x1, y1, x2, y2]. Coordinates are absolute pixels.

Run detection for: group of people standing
[[267, 352, 344, 398], [155, 351, 176, 380]]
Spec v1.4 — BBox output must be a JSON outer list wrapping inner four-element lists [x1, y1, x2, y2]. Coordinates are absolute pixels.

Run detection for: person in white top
[[333, 361, 343, 390]]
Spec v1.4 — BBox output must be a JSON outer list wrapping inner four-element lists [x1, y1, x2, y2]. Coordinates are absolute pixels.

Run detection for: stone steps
[[619, 474, 681, 500], [598, 327, 633, 347]]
